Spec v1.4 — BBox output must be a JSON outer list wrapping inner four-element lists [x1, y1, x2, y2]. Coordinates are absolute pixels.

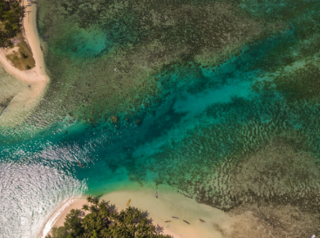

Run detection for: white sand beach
[[41, 187, 234, 238], [0, 0, 49, 126]]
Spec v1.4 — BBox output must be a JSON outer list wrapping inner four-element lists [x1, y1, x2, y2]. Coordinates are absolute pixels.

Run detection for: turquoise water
[[1, 0, 320, 237]]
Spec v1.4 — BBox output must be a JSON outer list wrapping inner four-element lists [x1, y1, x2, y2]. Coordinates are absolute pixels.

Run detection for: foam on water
[[0, 162, 86, 238]]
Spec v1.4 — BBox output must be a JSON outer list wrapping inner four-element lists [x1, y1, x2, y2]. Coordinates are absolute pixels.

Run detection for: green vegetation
[[6, 33, 35, 70], [46, 196, 172, 238], [0, 0, 24, 47]]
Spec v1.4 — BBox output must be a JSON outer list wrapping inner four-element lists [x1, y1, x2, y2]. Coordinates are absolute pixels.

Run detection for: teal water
[[1, 0, 320, 237]]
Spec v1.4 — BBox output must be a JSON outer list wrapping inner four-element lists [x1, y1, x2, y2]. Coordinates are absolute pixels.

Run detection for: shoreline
[[41, 187, 231, 238], [0, 0, 49, 126], [40, 197, 79, 238]]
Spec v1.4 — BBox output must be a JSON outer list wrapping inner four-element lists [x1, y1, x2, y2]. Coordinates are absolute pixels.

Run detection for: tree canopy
[[0, 0, 24, 47], [46, 196, 173, 238]]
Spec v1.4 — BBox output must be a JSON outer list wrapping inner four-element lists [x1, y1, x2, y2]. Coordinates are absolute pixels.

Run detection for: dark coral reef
[[34, 0, 283, 125]]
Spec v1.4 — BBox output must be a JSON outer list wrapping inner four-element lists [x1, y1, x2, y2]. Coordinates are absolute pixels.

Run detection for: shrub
[[21, 51, 28, 58]]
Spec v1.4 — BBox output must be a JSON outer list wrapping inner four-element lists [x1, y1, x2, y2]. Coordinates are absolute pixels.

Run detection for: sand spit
[[0, 0, 49, 127]]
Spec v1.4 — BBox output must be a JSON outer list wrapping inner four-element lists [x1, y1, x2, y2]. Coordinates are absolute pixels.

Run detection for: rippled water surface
[[1, 0, 320, 237]]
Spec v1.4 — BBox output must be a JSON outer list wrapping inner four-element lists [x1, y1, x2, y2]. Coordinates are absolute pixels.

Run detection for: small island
[[46, 196, 172, 238], [0, 0, 35, 70], [0, 0, 48, 127]]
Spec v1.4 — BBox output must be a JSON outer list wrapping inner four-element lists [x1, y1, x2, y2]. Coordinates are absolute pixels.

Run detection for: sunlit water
[[1, 0, 320, 237]]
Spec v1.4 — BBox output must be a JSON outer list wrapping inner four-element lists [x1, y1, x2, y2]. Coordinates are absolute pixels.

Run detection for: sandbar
[[0, 0, 49, 126]]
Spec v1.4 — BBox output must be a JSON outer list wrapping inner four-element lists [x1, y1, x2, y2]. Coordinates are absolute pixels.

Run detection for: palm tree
[[100, 228, 110, 238], [82, 204, 89, 211], [135, 223, 146, 236], [109, 211, 118, 222], [145, 224, 156, 236], [98, 201, 108, 210], [86, 195, 94, 203], [108, 224, 119, 237], [128, 224, 136, 237], [135, 209, 142, 219], [89, 205, 98, 213], [50, 198, 172, 238], [92, 197, 99, 206]]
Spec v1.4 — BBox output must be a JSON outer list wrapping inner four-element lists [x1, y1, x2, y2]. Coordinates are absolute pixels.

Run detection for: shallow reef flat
[[0, 67, 30, 126], [0, 67, 27, 116], [32, 0, 288, 126]]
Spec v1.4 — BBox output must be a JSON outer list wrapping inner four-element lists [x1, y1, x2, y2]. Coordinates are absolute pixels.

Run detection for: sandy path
[[0, 0, 49, 126], [41, 188, 232, 238]]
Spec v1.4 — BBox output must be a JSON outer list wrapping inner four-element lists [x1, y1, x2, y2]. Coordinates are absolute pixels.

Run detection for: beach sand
[[0, 0, 49, 126], [41, 187, 232, 238]]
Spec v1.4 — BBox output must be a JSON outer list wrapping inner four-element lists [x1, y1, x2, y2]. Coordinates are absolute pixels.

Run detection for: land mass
[[42, 188, 229, 238], [0, 0, 49, 127]]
